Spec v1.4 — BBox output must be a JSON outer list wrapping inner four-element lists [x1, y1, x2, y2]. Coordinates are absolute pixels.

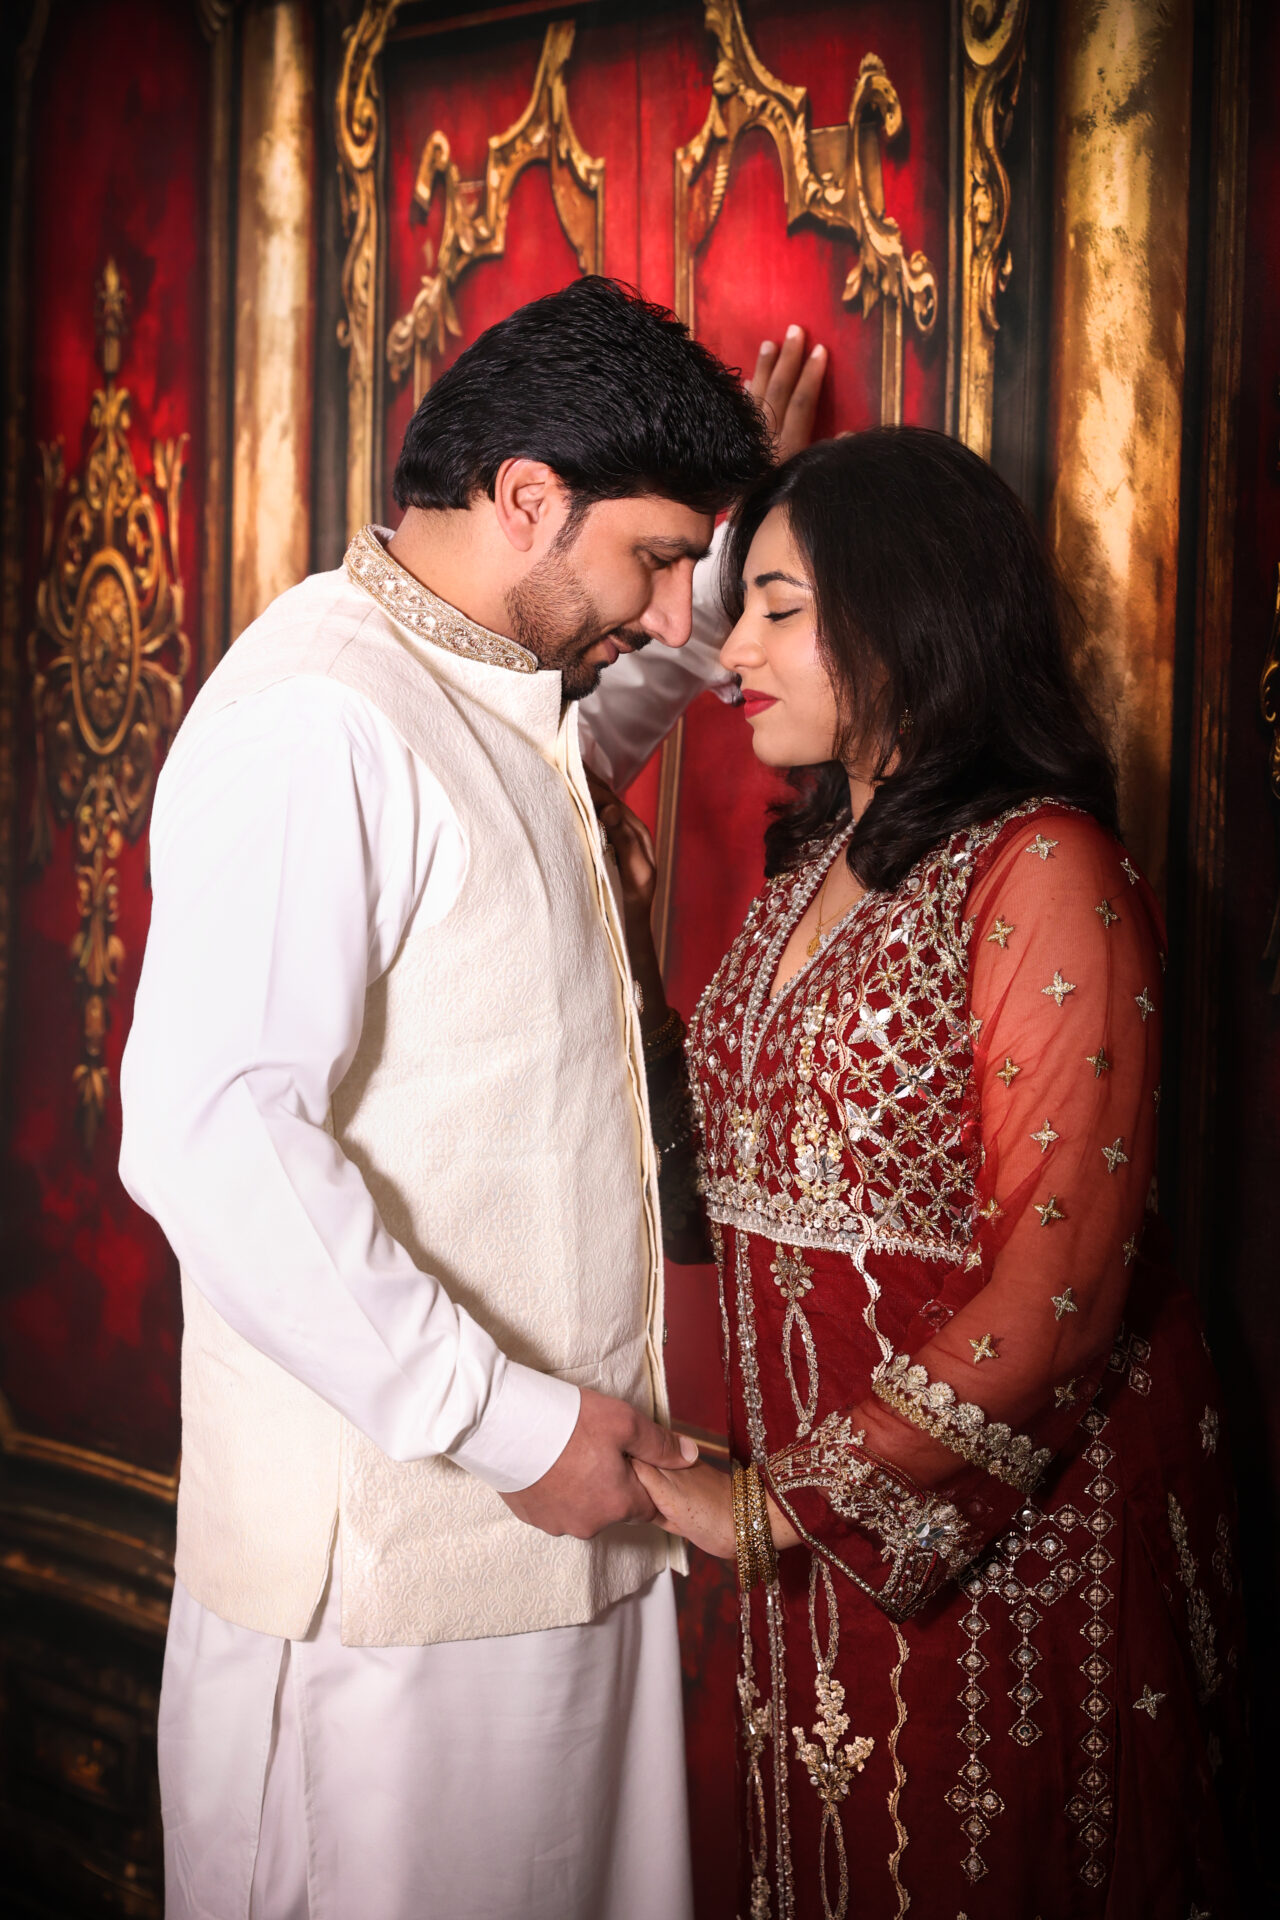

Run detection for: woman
[[607, 430, 1246, 1919]]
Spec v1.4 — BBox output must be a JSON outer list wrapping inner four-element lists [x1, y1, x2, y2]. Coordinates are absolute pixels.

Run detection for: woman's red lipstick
[[740, 690, 779, 719]]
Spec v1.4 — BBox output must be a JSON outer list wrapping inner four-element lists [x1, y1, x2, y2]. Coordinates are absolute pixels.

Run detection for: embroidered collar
[[344, 524, 538, 675]]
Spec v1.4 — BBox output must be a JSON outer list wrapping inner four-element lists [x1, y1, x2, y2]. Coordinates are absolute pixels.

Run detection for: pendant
[[806, 933, 820, 958]]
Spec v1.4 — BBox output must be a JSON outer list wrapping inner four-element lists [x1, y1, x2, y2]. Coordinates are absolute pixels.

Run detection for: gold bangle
[[732, 1459, 777, 1593]]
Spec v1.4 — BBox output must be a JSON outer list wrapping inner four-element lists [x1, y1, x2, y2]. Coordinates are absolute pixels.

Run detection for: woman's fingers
[[749, 326, 828, 460]]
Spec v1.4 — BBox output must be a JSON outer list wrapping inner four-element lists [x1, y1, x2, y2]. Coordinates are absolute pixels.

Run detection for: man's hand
[[750, 325, 828, 461], [500, 1386, 699, 1540]]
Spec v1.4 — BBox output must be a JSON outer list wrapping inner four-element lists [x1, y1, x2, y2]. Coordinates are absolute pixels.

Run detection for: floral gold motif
[[872, 1352, 1050, 1492], [387, 23, 604, 403], [675, 0, 936, 425], [28, 263, 189, 1148]]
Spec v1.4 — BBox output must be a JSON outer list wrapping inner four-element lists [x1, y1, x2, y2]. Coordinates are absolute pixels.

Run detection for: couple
[[121, 278, 1242, 1920]]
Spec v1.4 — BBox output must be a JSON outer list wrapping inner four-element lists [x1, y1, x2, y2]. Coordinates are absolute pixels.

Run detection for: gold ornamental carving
[[336, 0, 404, 538], [675, 0, 937, 425], [28, 263, 189, 1148], [388, 23, 604, 405], [956, 0, 1030, 457]]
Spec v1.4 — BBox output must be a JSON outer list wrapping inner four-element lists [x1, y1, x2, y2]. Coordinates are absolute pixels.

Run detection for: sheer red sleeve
[[763, 811, 1165, 1618]]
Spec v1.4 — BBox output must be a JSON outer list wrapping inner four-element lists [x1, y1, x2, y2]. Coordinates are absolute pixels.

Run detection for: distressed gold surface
[[1046, 0, 1195, 898], [231, 0, 316, 636]]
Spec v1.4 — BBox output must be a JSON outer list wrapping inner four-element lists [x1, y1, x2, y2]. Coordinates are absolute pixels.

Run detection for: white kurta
[[127, 541, 733, 1920]]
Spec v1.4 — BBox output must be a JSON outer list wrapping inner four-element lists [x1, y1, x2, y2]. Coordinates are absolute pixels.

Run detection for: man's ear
[[492, 458, 572, 555]]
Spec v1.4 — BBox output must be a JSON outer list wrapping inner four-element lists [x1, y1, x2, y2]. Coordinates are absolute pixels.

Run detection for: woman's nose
[[720, 614, 765, 674]]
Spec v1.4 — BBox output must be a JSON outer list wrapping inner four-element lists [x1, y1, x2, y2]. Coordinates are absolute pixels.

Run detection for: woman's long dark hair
[[722, 428, 1118, 890]]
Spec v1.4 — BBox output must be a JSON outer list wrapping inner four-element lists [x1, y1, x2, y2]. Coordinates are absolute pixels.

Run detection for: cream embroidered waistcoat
[[173, 528, 675, 1646]]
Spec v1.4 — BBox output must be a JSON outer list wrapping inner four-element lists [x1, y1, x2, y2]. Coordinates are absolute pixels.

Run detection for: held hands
[[632, 1457, 802, 1562], [500, 1386, 698, 1539]]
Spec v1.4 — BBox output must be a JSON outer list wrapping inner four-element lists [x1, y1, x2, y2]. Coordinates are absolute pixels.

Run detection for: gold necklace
[[806, 862, 838, 958]]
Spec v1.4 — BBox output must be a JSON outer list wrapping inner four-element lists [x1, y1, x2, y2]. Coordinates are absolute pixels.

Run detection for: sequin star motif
[[1123, 1232, 1139, 1266], [1031, 1118, 1059, 1153], [1133, 1685, 1166, 1720], [1035, 1194, 1066, 1227], [986, 917, 1014, 948], [1087, 1046, 1111, 1078], [996, 1056, 1021, 1087], [1188, 1907, 1210, 1920], [1028, 834, 1058, 861], [1120, 856, 1140, 885], [1200, 1407, 1219, 1455], [1095, 898, 1120, 929], [970, 1333, 999, 1365], [1135, 988, 1155, 1022], [1101, 1137, 1129, 1174], [978, 1196, 1004, 1222], [1042, 971, 1076, 1007], [1051, 1286, 1077, 1319], [1054, 1379, 1078, 1407]]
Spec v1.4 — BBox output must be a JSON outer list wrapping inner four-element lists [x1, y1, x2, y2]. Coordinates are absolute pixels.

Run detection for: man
[[121, 278, 788, 1920]]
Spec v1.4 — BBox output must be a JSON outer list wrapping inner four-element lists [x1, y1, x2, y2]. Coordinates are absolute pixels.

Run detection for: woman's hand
[[633, 1457, 804, 1561], [749, 326, 828, 461], [587, 772, 657, 931], [632, 1458, 737, 1560]]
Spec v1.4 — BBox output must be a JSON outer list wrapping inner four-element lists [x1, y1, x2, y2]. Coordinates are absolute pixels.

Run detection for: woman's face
[[720, 507, 843, 769]]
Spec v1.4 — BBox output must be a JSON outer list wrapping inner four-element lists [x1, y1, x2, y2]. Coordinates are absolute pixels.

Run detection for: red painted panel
[[0, 0, 210, 1471]]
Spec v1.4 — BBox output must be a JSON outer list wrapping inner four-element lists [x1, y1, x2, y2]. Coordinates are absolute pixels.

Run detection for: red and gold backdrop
[[3, 0, 1277, 1913]]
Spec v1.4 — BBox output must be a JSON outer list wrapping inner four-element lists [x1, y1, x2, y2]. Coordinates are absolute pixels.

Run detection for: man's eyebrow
[[638, 535, 711, 562], [751, 570, 813, 590]]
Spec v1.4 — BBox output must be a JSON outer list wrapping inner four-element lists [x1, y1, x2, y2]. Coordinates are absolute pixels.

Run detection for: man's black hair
[[392, 276, 772, 518]]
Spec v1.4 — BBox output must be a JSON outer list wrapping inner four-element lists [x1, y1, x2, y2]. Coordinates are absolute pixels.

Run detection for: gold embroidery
[[1108, 1324, 1151, 1392], [1095, 899, 1119, 929], [1168, 1492, 1220, 1703], [1027, 834, 1058, 861], [771, 1244, 819, 1436], [1042, 971, 1076, 1007], [1132, 1684, 1165, 1719], [947, 1580, 1001, 1883], [1100, 1137, 1128, 1173], [1051, 1286, 1077, 1319], [872, 1354, 1051, 1491], [1086, 1046, 1110, 1077], [996, 1056, 1021, 1087], [986, 917, 1013, 947], [978, 1196, 1003, 1222], [1199, 1407, 1219, 1455], [1034, 1194, 1066, 1227], [792, 1673, 873, 1919], [1030, 1118, 1058, 1153], [1122, 1232, 1139, 1266], [738, 1597, 774, 1920], [969, 1333, 998, 1364], [1120, 855, 1139, 885], [1053, 1378, 1078, 1407], [344, 525, 538, 673], [886, 1626, 910, 1918], [1134, 987, 1156, 1021], [1065, 1408, 1118, 1888]]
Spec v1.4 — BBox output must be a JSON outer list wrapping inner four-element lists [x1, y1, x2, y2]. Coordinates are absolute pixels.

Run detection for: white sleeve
[[579, 518, 739, 791], [119, 677, 580, 1493]]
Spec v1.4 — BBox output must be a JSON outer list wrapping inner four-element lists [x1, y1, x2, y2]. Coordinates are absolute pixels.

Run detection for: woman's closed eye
[[764, 606, 804, 623]]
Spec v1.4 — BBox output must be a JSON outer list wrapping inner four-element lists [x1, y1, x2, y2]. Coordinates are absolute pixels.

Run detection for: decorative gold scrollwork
[[28, 263, 189, 1148], [1262, 563, 1280, 992], [336, 0, 404, 537], [675, 0, 937, 424], [956, 0, 1030, 456], [387, 23, 604, 404]]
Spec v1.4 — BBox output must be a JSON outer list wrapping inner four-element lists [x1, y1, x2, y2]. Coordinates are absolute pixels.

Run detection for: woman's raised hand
[[750, 326, 828, 461]]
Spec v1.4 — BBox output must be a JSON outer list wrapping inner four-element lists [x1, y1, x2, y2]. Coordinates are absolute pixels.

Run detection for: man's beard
[[505, 546, 649, 700]]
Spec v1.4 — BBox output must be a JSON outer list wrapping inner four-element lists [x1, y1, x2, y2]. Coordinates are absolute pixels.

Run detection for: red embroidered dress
[[686, 801, 1243, 1920]]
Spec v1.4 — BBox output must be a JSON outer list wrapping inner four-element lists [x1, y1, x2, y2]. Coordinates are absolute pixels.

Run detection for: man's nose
[[641, 573, 695, 650]]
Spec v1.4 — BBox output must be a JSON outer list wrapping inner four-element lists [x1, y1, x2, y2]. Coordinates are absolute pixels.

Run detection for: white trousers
[[159, 1554, 693, 1920]]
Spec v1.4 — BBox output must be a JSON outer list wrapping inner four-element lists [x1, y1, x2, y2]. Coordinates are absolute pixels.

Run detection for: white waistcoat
[[172, 529, 677, 1645]]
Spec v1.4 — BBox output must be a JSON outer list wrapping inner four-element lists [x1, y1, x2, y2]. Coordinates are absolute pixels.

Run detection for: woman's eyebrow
[[751, 570, 812, 590]]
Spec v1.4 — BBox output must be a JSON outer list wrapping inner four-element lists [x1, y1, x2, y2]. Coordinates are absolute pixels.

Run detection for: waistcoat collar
[[345, 524, 568, 754]]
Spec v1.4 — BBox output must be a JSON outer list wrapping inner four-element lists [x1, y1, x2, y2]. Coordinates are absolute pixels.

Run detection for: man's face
[[504, 494, 714, 700]]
